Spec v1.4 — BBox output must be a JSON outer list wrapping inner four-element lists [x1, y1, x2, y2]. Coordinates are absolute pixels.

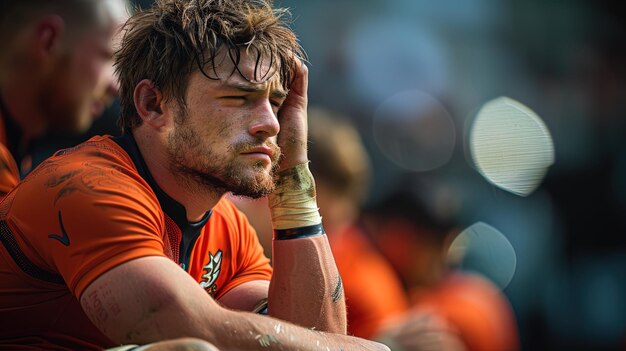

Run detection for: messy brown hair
[[115, 0, 305, 131]]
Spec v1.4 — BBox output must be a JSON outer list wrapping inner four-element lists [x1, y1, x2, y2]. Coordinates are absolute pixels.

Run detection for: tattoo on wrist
[[332, 275, 343, 303]]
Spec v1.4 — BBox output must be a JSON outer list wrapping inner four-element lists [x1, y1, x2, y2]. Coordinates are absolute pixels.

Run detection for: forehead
[[72, 5, 121, 46], [78, 0, 127, 42], [208, 48, 284, 90]]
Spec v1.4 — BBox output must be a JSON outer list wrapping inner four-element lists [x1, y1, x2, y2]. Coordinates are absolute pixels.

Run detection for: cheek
[[93, 61, 116, 95], [210, 110, 239, 139], [72, 50, 106, 92], [84, 57, 106, 88]]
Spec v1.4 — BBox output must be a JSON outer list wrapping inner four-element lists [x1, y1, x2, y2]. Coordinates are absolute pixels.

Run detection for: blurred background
[[281, 1, 626, 349], [127, 0, 626, 349]]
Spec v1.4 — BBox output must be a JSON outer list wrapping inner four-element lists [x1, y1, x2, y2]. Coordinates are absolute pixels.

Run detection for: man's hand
[[276, 60, 309, 171], [376, 310, 467, 351]]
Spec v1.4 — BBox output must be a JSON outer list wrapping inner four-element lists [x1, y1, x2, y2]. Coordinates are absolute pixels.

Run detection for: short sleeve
[[8, 146, 168, 299]]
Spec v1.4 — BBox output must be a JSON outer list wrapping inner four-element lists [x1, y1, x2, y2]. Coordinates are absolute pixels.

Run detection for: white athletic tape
[[268, 163, 322, 230]]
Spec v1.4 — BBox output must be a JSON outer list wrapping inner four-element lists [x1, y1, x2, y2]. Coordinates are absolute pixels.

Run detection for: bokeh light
[[467, 96, 555, 197], [372, 90, 456, 172], [448, 221, 517, 290]]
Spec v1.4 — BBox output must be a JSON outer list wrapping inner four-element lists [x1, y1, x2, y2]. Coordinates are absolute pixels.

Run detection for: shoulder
[[9, 136, 161, 222], [211, 196, 251, 226], [205, 196, 260, 249], [27, 136, 147, 191]]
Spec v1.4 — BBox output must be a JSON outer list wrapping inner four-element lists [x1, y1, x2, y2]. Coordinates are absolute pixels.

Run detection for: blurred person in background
[[309, 108, 470, 351], [307, 108, 409, 338], [26, 0, 131, 172], [364, 178, 520, 351], [0, 0, 127, 196]]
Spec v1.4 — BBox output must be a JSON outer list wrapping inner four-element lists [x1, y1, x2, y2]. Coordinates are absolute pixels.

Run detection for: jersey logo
[[200, 250, 222, 295], [48, 211, 70, 246]]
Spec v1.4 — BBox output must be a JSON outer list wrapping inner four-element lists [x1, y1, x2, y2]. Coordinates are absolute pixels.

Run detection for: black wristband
[[274, 223, 325, 240]]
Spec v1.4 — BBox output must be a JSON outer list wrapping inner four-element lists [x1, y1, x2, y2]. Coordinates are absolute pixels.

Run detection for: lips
[[243, 146, 274, 158]]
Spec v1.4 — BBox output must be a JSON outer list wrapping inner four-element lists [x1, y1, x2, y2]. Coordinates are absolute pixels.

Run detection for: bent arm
[[81, 256, 386, 351], [267, 59, 347, 332], [217, 279, 269, 312]]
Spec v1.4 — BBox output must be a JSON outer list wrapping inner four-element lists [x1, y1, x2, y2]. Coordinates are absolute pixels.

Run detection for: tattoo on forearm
[[331, 275, 343, 303]]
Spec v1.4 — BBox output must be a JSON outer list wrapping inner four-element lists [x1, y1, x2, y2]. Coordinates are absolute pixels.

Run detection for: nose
[[248, 100, 280, 138]]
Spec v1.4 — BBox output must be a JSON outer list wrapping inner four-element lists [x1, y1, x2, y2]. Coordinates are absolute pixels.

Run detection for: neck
[[1, 75, 48, 148], [132, 127, 222, 222]]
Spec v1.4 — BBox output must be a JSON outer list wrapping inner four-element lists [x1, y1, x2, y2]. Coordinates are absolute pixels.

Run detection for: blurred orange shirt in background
[[410, 272, 520, 351], [330, 224, 409, 338]]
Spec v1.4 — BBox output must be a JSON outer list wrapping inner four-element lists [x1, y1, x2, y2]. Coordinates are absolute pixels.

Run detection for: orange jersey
[[0, 143, 19, 196], [330, 224, 409, 339], [0, 133, 272, 350], [410, 273, 520, 351], [0, 108, 20, 197]]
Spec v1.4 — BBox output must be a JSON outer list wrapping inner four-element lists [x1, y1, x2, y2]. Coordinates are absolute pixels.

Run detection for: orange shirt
[[0, 110, 20, 197], [329, 224, 409, 339], [0, 134, 272, 350], [410, 272, 520, 351]]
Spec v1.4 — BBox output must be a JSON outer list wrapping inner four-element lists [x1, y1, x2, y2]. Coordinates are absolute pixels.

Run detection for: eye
[[270, 99, 284, 110]]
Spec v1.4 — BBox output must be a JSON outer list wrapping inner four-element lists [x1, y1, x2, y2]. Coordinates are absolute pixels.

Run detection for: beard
[[167, 119, 281, 199]]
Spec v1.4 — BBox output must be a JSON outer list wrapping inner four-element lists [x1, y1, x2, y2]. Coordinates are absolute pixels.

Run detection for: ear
[[33, 15, 65, 58], [134, 79, 167, 129]]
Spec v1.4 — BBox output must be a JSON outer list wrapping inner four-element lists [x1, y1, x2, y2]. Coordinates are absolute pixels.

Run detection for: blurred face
[[167, 50, 285, 198], [40, 6, 122, 133]]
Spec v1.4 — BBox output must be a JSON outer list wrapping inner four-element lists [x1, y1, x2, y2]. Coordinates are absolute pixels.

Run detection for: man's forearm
[[268, 234, 347, 333], [266, 162, 347, 332]]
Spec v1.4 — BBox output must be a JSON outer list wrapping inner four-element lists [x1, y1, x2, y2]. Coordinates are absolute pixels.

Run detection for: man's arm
[[269, 234, 346, 332], [265, 62, 346, 333], [217, 280, 269, 312], [80, 256, 388, 350]]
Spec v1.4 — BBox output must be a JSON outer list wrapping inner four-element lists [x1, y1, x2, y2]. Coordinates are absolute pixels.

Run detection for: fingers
[[289, 59, 308, 98], [279, 60, 308, 113]]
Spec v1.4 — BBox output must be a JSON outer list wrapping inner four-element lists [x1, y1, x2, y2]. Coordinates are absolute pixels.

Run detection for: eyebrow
[[224, 81, 288, 99]]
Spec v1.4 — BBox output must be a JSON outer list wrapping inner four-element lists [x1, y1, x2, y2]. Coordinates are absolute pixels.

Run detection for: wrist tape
[[268, 163, 324, 239]]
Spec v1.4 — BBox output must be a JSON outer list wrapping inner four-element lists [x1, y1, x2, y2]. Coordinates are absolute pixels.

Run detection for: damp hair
[[114, 0, 305, 131]]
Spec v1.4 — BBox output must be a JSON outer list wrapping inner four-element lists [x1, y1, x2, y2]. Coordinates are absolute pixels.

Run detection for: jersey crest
[[200, 250, 222, 295]]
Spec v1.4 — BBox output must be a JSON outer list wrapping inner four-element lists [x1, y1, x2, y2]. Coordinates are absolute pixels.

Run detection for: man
[[0, 0, 388, 350], [0, 0, 125, 195]]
